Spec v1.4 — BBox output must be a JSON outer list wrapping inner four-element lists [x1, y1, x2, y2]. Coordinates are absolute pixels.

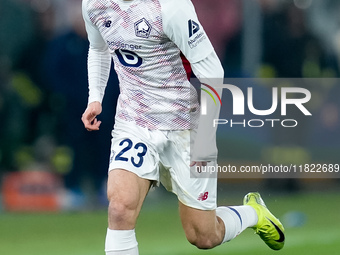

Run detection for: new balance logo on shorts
[[198, 192, 209, 201], [188, 19, 200, 37]]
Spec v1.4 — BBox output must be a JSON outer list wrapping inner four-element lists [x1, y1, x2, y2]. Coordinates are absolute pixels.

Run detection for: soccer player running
[[81, 0, 285, 254]]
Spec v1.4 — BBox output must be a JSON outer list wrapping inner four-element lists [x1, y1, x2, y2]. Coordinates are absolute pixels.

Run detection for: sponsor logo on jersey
[[187, 19, 206, 49], [188, 19, 200, 37], [134, 18, 152, 38], [106, 40, 142, 51]]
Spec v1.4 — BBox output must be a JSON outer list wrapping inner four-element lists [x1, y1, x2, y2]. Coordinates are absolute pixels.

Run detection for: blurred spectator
[[41, 0, 119, 191], [261, 2, 338, 77], [308, 0, 340, 61], [192, 0, 242, 59], [192, 0, 242, 75], [0, 0, 42, 171], [258, 1, 339, 192], [0, 0, 35, 77], [259, 2, 338, 148]]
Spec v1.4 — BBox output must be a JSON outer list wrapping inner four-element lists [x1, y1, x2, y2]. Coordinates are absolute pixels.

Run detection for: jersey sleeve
[[161, 0, 214, 63], [190, 52, 224, 162], [82, 0, 108, 50], [82, 0, 111, 105]]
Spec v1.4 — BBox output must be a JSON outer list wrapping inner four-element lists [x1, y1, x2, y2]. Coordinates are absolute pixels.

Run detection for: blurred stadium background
[[0, 0, 339, 254]]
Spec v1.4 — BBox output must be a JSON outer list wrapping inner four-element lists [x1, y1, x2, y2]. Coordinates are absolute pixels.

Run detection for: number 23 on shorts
[[110, 138, 148, 168]]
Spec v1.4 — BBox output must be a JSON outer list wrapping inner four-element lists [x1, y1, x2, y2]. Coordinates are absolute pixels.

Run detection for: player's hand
[[81, 101, 102, 131]]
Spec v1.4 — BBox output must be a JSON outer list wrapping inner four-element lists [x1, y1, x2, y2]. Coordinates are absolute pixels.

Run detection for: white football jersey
[[82, 0, 214, 130]]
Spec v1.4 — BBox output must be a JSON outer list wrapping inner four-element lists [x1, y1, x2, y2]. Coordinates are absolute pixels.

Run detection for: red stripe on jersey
[[180, 52, 192, 80]]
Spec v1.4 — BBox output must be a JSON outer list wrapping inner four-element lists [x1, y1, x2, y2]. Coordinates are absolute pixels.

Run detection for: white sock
[[105, 228, 139, 255], [216, 205, 258, 243]]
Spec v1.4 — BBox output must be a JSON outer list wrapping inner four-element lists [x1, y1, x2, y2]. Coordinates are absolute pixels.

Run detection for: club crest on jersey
[[134, 18, 152, 38], [188, 19, 200, 37]]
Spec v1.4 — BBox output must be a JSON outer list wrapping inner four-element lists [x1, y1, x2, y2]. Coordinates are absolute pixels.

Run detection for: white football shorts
[[108, 118, 217, 211]]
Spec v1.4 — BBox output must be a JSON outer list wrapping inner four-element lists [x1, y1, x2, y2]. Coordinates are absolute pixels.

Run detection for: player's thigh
[[107, 169, 151, 206], [107, 169, 151, 221], [109, 167, 150, 192]]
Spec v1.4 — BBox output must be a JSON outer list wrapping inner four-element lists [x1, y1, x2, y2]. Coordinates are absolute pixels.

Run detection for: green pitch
[[0, 192, 339, 255]]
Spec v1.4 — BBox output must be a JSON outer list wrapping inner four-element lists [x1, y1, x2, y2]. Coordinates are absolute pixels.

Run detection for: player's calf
[[185, 228, 222, 249], [179, 202, 225, 249]]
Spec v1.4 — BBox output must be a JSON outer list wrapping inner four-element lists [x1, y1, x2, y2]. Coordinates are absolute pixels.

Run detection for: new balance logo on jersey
[[134, 18, 152, 38], [188, 19, 200, 37], [104, 20, 112, 28]]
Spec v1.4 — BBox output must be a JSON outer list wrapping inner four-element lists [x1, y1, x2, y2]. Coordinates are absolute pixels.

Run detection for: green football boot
[[244, 192, 285, 250]]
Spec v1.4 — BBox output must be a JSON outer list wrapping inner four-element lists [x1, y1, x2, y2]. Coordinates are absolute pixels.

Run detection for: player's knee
[[107, 196, 137, 223]]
